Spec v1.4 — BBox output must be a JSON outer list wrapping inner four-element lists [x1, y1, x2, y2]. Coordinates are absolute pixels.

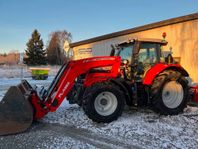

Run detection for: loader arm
[[32, 56, 121, 119], [0, 56, 120, 135]]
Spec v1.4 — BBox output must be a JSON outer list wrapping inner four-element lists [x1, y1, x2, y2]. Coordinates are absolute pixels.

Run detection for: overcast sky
[[0, 0, 197, 53]]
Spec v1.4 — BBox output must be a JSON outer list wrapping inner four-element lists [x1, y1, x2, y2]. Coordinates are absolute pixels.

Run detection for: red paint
[[191, 86, 198, 103], [31, 56, 121, 119], [143, 63, 185, 85], [30, 92, 48, 120]]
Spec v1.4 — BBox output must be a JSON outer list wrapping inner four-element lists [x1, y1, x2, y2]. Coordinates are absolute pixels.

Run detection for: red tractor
[[0, 37, 189, 135]]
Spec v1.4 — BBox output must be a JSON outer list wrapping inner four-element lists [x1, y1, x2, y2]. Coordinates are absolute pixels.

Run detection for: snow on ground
[[0, 65, 59, 102], [0, 122, 98, 149], [1, 66, 198, 148], [43, 103, 198, 149], [0, 65, 61, 78], [0, 76, 54, 102]]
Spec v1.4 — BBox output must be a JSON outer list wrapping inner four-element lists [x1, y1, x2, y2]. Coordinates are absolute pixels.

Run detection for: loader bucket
[[0, 86, 33, 135]]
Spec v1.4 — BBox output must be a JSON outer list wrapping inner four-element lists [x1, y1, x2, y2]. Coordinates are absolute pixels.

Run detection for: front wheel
[[82, 82, 125, 123], [151, 70, 188, 115]]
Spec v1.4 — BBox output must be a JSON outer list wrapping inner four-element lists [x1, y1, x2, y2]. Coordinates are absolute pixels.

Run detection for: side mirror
[[110, 49, 115, 56], [110, 45, 115, 56]]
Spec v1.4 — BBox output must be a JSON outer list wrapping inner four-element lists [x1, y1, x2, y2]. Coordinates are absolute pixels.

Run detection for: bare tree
[[46, 30, 72, 65]]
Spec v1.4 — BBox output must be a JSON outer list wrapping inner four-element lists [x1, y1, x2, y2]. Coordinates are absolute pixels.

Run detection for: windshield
[[116, 44, 134, 63], [138, 43, 161, 64]]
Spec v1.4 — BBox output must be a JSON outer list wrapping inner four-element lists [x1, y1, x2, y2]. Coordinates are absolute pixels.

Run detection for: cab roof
[[118, 38, 168, 46]]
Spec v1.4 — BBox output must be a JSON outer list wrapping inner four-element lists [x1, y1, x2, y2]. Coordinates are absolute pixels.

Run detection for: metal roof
[[70, 13, 198, 48]]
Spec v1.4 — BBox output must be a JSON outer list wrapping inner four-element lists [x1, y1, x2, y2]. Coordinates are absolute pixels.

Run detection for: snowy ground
[[1, 66, 198, 148]]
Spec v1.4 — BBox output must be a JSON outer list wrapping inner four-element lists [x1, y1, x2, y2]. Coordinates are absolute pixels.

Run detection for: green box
[[30, 68, 50, 80]]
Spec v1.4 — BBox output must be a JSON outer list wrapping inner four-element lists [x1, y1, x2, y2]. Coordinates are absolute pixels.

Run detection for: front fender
[[143, 63, 189, 85]]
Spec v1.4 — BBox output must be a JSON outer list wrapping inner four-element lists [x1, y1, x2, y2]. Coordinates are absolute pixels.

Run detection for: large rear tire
[[151, 70, 188, 115], [82, 82, 125, 123]]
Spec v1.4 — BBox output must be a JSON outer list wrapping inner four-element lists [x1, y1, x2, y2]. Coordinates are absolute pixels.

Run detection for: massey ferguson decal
[[58, 82, 70, 98], [83, 57, 116, 63]]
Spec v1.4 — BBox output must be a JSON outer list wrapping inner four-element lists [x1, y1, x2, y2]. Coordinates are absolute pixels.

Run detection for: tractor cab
[[115, 38, 168, 81]]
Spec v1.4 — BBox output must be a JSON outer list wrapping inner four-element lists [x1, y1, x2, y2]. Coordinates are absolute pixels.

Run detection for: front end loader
[[0, 56, 121, 135]]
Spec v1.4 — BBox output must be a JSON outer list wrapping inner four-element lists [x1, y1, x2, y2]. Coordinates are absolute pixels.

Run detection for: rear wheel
[[82, 82, 125, 123], [151, 70, 188, 115]]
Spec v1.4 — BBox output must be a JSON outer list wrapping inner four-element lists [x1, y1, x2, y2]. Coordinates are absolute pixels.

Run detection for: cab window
[[118, 44, 134, 63], [138, 43, 159, 64]]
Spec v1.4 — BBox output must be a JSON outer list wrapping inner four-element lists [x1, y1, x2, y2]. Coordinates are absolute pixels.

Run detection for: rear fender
[[143, 63, 189, 85]]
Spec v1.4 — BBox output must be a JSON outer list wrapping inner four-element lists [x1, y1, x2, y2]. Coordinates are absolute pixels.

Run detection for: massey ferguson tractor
[[0, 37, 190, 135]]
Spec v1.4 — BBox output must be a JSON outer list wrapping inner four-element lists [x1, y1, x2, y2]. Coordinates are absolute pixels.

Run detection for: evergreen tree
[[24, 29, 47, 65]]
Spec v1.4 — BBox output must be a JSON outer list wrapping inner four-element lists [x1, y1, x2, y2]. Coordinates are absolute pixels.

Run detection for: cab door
[[135, 42, 160, 80]]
